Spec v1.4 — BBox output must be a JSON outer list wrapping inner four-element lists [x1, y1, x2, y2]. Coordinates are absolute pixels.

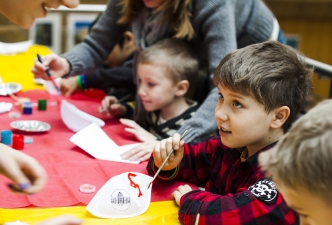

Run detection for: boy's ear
[[270, 106, 290, 129], [175, 80, 189, 97]]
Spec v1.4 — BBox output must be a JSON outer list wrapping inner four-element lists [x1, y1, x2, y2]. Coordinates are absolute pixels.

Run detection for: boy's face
[[137, 64, 179, 112], [276, 181, 332, 225], [215, 84, 275, 151], [0, 0, 79, 29]]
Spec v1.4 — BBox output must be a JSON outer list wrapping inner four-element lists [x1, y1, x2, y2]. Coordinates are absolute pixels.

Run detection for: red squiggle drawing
[[128, 173, 143, 197]]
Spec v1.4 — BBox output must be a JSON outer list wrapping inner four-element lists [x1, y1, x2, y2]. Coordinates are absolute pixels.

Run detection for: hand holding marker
[[36, 54, 60, 91]]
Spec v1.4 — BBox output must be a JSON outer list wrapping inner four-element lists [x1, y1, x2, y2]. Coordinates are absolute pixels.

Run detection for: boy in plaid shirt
[[147, 41, 313, 224]]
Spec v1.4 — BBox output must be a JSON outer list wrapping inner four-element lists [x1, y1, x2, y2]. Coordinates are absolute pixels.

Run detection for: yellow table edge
[[0, 201, 180, 225]]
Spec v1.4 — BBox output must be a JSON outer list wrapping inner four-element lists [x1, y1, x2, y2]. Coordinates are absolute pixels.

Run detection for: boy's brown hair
[[213, 41, 312, 132], [259, 99, 332, 205], [138, 38, 198, 84]]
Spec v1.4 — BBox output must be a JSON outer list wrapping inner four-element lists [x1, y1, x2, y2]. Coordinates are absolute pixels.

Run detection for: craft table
[[0, 45, 184, 224]]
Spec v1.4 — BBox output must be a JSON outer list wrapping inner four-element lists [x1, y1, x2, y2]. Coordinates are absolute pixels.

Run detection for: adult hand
[[120, 118, 156, 142], [0, 143, 47, 194], [172, 184, 192, 206], [99, 96, 126, 117], [153, 133, 184, 171], [60, 76, 79, 96], [31, 54, 70, 80], [36, 215, 83, 225], [121, 140, 158, 162]]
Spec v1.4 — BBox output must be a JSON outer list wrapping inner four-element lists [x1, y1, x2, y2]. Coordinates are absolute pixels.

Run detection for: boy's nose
[[61, 0, 79, 8], [138, 86, 146, 97], [215, 105, 229, 121]]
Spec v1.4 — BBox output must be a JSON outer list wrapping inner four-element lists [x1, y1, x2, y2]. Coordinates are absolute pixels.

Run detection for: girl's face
[[0, 0, 79, 29], [142, 0, 164, 8]]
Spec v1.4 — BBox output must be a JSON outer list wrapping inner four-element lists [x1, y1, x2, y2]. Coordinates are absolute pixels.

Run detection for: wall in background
[[264, 0, 332, 99]]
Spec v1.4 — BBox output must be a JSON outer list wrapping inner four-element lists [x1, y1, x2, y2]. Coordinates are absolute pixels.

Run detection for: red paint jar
[[12, 134, 24, 150]]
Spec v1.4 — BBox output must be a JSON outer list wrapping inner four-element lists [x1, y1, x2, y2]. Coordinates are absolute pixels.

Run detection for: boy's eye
[[218, 93, 224, 101], [233, 101, 242, 108], [147, 82, 156, 87]]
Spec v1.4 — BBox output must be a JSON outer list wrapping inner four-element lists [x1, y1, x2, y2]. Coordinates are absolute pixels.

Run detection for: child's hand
[[0, 143, 47, 194], [153, 133, 184, 171], [121, 140, 158, 161], [60, 76, 78, 96], [120, 118, 156, 142], [32, 54, 70, 80], [172, 184, 192, 206], [99, 96, 126, 117]]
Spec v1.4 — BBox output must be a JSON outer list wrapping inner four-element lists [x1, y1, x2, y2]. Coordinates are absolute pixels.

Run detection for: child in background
[[148, 41, 312, 224], [100, 39, 199, 161], [60, 24, 136, 99], [259, 99, 332, 225]]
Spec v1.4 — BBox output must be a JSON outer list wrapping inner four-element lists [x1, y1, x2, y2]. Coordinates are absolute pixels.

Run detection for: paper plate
[[0, 82, 22, 96], [10, 120, 51, 132]]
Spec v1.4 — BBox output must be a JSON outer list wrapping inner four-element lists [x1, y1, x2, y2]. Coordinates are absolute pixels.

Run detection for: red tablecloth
[[0, 90, 195, 208]]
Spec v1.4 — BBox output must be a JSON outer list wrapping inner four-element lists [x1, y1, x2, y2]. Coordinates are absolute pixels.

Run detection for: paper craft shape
[[70, 123, 140, 164], [87, 172, 153, 218], [0, 40, 33, 55], [0, 82, 22, 96], [44, 77, 61, 95], [61, 100, 105, 132], [0, 102, 13, 113]]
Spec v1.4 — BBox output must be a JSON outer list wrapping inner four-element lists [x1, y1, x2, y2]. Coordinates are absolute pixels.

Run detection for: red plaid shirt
[[147, 136, 298, 225]]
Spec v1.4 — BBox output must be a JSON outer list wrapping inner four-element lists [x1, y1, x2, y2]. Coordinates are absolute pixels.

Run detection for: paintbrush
[[148, 130, 188, 189], [195, 213, 200, 225], [98, 93, 132, 113]]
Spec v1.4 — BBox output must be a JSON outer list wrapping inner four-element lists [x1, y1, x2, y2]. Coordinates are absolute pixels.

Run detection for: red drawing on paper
[[128, 173, 143, 197]]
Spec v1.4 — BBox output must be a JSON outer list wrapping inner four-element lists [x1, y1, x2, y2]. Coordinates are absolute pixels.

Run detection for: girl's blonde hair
[[117, 0, 194, 40]]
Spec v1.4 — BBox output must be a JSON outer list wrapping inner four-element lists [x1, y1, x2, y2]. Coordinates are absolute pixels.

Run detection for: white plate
[[10, 120, 51, 132], [0, 82, 22, 96]]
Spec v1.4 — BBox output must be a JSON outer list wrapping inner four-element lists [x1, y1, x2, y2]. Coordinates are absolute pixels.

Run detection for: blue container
[[1, 130, 12, 145], [22, 102, 33, 115]]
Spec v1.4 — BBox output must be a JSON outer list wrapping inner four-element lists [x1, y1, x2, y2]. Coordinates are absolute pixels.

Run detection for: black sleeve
[[84, 66, 135, 90]]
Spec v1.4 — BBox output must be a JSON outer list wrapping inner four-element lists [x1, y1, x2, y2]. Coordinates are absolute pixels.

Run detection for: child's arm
[[177, 183, 297, 224]]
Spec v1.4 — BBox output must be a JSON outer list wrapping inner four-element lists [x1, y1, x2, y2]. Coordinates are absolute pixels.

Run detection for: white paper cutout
[[0, 40, 33, 55], [0, 102, 13, 113], [61, 100, 105, 132], [43, 78, 61, 96], [69, 123, 140, 164], [87, 172, 153, 218]]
